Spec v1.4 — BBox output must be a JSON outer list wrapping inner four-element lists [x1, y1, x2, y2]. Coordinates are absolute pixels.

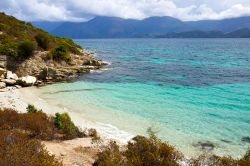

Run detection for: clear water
[[34, 39, 250, 157]]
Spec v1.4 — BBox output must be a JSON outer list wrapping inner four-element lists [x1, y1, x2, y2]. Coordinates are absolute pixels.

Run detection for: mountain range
[[32, 16, 250, 38]]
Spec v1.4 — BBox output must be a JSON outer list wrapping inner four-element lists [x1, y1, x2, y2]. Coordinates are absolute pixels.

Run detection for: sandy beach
[[0, 86, 133, 165]]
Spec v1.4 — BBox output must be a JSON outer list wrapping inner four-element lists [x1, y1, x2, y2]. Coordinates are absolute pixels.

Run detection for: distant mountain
[[32, 21, 65, 32], [225, 28, 250, 38], [154, 29, 250, 38], [32, 16, 250, 38]]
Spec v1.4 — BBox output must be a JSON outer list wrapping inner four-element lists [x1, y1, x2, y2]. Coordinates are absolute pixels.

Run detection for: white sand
[[0, 87, 101, 165], [0, 87, 130, 165]]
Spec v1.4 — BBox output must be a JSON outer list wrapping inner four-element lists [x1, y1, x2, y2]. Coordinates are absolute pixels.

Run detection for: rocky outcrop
[[18, 76, 37, 87], [10, 51, 106, 83], [0, 50, 106, 89]]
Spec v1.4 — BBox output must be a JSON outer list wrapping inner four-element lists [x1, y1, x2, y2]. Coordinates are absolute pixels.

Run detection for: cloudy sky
[[1, 0, 250, 21]]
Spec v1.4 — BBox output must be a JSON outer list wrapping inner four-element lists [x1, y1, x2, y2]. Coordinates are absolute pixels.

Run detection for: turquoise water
[[34, 39, 250, 157]]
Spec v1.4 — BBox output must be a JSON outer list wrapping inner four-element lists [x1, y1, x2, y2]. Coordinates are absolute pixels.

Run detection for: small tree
[[54, 112, 83, 139], [17, 40, 36, 58], [35, 33, 50, 50], [50, 45, 71, 62]]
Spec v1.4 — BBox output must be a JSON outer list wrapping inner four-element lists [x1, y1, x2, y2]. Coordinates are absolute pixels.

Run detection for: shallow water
[[34, 39, 250, 158]]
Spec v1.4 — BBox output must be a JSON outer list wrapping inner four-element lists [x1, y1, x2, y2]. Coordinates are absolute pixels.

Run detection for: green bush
[[0, 43, 17, 57], [26, 104, 42, 113], [54, 112, 84, 139], [35, 33, 50, 50], [17, 40, 36, 58], [50, 45, 71, 62]]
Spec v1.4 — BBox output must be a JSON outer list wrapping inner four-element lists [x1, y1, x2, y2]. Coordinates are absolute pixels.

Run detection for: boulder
[[39, 67, 58, 80], [5, 71, 18, 80], [18, 76, 37, 87], [82, 59, 103, 66], [2, 79, 16, 85], [0, 82, 6, 89]]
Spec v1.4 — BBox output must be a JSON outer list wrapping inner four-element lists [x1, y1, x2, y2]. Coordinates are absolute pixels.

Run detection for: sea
[[32, 39, 250, 158]]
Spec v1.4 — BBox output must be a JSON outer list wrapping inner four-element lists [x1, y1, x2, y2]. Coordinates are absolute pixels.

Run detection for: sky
[[1, 0, 250, 22]]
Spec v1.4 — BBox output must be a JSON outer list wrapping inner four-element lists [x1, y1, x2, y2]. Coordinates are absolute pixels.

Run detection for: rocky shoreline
[[0, 50, 107, 90]]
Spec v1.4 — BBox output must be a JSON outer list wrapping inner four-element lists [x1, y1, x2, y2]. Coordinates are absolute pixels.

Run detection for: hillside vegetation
[[0, 12, 104, 84], [0, 12, 81, 61]]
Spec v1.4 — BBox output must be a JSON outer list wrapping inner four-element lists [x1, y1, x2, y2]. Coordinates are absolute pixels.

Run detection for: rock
[[193, 141, 215, 151], [5, 71, 18, 80], [0, 67, 5, 76], [39, 67, 58, 80], [2, 79, 16, 85], [242, 137, 250, 143], [82, 59, 104, 66], [0, 62, 5, 68], [0, 82, 6, 89], [14, 85, 22, 89], [18, 76, 37, 87]]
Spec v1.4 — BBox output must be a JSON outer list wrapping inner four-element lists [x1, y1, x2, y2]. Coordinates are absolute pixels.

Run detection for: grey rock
[[5, 71, 18, 80], [18, 76, 37, 87]]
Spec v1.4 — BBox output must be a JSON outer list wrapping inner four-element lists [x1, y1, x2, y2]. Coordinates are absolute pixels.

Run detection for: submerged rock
[[242, 137, 250, 143], [193, 141, 215, 151], [18, 76, 37, 87]]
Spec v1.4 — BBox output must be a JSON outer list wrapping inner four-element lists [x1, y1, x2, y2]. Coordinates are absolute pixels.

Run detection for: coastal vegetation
[[94, 134, 250, 166], [0, 12, 81, 61], [0, 106, 249, 165], [0, 105, 102, 165], [0, 12, 104, 88]]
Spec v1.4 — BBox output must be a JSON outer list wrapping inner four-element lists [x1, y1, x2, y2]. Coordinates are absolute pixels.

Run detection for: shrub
[[17, 40, 36, 58], [88, 128, 102, 144], [0, 43, 18, 57], [0, 130, 61, 166], [50, 45, 71, 62], [125, 135, 182, 166], [54, 112, 84, 139], [93, 141, 126, 166], [238, 149, 250, 166], [190, 149, 250, 166], [26, 104, 42, 113], [0, 23, 9, 31], [94, 130, 182, 166], [0, 108, 56, 140], [35, 33, 50, 50]]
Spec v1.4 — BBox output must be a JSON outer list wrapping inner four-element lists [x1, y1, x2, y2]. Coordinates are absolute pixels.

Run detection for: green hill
[[0, 12, 104, 83], [0, 12, 81, 60]]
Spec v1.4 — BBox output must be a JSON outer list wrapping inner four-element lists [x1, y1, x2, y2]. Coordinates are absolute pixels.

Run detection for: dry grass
[[0, 130, 61, 166]]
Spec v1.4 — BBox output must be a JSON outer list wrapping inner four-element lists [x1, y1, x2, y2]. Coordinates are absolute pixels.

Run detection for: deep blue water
[[35, 39, 250, 157]]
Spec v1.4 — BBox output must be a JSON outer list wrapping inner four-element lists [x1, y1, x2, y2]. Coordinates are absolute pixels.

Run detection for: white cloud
[[1, 0, 250, 21]]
